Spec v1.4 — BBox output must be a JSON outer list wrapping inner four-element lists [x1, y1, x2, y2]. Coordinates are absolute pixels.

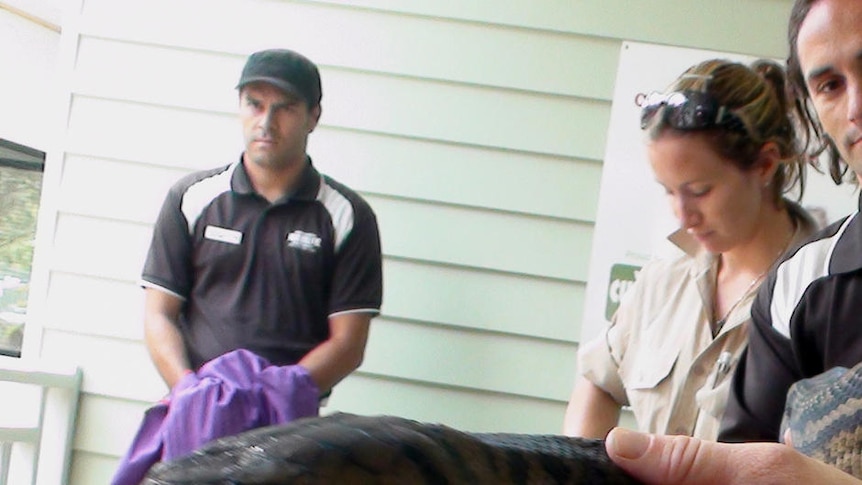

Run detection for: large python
[[142, 412, 640, 484], [142, 364, 862, 484], [780, 361, 862, 479]]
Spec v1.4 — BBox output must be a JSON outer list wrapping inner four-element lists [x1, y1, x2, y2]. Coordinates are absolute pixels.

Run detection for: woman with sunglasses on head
[[563, 58, 818, 441]]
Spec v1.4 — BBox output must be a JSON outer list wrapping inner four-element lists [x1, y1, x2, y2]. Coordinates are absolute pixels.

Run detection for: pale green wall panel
[[311, 128, 602, 222], [321, 70, 607, 159], [51, 214, 149, 281], [73, 394, 150, 456], [59, 155, 181, 224], [66, 96, 241, 171], [360, 317, 577, 401], [326, 373, 570, 434], [383, 259, 584, 341], [69, 453, 116, 485], [72, 37, 241, 112], [310, 0, 793, 58], [40, 331, 164, 402], [369, 195, 592, 280], [78, 0, 620, 100], [44, 274, 142, 340]]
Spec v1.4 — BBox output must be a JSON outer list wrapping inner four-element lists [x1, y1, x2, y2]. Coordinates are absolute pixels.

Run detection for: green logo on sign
[[606, 263, 641, 320]]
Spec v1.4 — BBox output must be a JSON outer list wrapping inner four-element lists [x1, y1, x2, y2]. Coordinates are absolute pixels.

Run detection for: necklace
[[713, 221, 799, 332], [713, 271, 766, 330]]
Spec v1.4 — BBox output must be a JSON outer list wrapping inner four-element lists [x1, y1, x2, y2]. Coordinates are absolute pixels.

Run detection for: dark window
[[0, 139, 45, 358]]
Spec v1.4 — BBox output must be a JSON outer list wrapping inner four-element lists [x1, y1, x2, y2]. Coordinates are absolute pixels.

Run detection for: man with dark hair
[[113, 48, 383, 485], [141, 48, 383, 401], [719, 0, 862, 442]]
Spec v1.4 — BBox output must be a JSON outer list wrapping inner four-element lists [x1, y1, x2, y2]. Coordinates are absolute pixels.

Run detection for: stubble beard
[[248, 150, 284, 170]]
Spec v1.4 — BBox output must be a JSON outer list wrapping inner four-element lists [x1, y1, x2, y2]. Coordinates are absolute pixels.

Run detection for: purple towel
[[111, 349, 320, 485]]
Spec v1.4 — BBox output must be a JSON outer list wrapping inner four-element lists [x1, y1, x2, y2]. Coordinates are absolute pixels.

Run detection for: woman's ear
[[755, 141, 781, 187]]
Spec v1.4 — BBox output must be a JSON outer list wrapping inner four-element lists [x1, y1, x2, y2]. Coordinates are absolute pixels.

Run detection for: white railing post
[[0, 357, 82, 485]]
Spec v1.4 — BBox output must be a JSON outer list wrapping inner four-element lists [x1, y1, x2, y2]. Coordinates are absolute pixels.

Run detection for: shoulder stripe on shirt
[[770, 214, 855, 338], [316, 177, 355, 252], [181, 164, 235, 234]]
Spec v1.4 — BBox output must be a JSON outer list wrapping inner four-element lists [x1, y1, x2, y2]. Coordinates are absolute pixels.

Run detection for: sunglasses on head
[[636, 89, 746, 134]]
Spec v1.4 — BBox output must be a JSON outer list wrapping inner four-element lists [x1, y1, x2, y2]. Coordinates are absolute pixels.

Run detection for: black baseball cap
[[236, 49, 322, 107]]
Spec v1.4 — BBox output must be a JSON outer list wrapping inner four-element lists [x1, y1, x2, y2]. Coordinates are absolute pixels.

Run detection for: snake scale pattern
[[142, 364, 862, 484], [142, 412, 641, 484], [781, 361, 862, 479]]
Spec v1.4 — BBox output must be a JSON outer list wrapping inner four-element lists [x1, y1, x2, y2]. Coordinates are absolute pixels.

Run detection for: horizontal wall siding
[[310, 129, 602, 222], [307, 0, 793, 59], [71, 37, 608, 159], [66, 95, 601, 220], [0, 8, 60, 150], [382, 259, 584, 342], [69, 453, 115, 485], [370, 195, 592, 280], [33, 0, 792, 481], [76, 0, 621, 100]]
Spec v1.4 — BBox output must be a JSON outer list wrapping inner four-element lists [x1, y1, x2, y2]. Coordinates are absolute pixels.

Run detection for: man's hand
[[605, 427, 862, 485]]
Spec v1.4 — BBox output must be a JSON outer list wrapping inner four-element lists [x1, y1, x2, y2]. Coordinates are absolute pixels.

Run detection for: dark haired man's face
[[239, 82, 320, 171], [797, 0, 862, 182]]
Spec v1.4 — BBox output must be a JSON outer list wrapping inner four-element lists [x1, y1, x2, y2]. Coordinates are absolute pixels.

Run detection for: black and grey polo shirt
[[720, 194, 862, 442], [141, 156, 383, 369]]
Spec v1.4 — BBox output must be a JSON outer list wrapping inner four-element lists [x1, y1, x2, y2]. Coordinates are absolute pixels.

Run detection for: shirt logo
[[287, 230, 322, 252], [204, 225, 243, 245]]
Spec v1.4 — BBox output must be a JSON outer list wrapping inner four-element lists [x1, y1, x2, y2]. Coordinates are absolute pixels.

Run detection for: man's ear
[[308, 104, 322, 133]]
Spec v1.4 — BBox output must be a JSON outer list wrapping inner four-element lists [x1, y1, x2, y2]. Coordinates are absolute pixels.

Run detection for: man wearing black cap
[[140, 48, 383, 402]]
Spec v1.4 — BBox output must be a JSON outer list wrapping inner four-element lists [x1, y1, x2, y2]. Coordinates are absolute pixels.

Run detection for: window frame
[[0, 138, 46, 358]]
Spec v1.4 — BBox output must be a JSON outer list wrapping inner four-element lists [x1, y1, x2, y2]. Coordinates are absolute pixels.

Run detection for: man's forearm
[[298, 313, 371, 393], [144, 314, 191, 389], [298, 336, 364, 394]]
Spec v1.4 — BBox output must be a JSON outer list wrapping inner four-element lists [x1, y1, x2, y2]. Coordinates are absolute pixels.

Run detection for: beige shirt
[[577, 203, 815, 440]]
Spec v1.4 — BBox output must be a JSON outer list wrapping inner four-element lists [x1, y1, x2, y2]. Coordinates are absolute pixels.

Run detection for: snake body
[[781, 361, 862, 479], [143, 412, 641, 484], [142, 365, 862, 484]]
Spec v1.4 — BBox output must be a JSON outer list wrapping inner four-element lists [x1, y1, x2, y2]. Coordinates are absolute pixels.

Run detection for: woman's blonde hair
[[644, 59, 807, 205]]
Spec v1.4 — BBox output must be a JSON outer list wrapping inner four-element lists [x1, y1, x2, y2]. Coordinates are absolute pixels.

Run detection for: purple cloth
[[111, 349, 320, 485]]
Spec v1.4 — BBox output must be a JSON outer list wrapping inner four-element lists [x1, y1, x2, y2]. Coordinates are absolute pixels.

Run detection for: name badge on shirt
[[287, 230, 321, 252], [204, 225, 243, 245]]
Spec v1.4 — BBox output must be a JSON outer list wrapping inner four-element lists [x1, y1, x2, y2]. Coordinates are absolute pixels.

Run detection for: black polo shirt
[[141, 156, 382, 369], [720, 193, 862, 442]]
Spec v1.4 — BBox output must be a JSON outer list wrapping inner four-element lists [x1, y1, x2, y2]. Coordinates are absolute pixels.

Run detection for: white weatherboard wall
[[0, 3, 60, 151], [25, 0, 796, 482]]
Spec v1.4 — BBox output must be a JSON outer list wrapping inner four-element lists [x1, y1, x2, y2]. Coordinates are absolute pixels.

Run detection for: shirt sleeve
[[719, 276, 801, 442], [577, 325, 628, 406], [327, 198, 383, 316], [141, 183, 193, 299], [578, 269, 649, 407]]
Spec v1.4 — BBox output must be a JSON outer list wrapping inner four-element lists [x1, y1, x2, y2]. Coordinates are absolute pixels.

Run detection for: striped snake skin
[[143, 412, 641, 484], [142, 365, 862, 484], [781, 361, 862, 479]]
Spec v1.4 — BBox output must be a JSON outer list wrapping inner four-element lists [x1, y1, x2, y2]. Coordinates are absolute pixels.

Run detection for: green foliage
[[0, 164, 42, 354], [0, 165, 41, 275]]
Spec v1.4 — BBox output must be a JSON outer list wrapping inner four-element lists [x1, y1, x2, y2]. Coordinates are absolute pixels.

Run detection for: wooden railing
[[0, 357, 82, 485]]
